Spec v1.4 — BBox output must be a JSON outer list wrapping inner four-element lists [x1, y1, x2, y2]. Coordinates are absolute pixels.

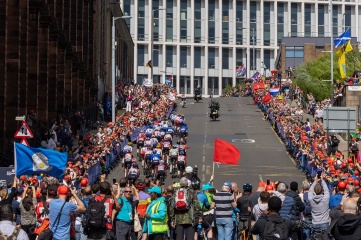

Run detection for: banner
[[143, 78, 153, 87], [338, 53, 347, 78], [0, 167, 15, 187], [336, 40, 353, 57]]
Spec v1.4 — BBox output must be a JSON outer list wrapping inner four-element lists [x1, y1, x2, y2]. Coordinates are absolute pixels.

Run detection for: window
[[236, 48, 244, 66], [166, 0, 173, 18], [166, 46, 173, 67], [138, 0, 145, 17], [194, 47, 201, 68], [195, 1, 201, 20], [166, 19, 173, 42], [345, 6, 352, 29], [138, 18, 145, 40], [250, 2, 257, 23], [277, 2, 284, 44], [222, 48, 229, 69], [180, 46, 187, 68], [264, 50, 271, 72], [153, 45, 160, 67], [137, 45, 145, 66], [209, 21, 215, 43], [264, 24, 270, 45], [208, 0, 215, 20], [285, 47, 304, 58], [124, 0, 131, 28], [264, 2, 270, 23], [194, 21, 201, 43], [236, 0, 243, 22], [181, 1, 187, 20], [208, 48, 215, 68], [305, 4, 311, 37]]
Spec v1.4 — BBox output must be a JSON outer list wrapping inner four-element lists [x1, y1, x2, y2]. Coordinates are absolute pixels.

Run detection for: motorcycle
[[194, 93, 202, 103], [209, 109, 219, 120]]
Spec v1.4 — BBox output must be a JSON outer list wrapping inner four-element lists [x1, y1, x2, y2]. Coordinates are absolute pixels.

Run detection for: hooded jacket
[[308, 180, 330, 225], [332, 214, 361, 240]]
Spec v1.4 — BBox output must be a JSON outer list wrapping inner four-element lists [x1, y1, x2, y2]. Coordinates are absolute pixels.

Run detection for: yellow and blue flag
[[338, 53, 347, 79], [14, 143, 67, 178], [336, 40, 353, 57]]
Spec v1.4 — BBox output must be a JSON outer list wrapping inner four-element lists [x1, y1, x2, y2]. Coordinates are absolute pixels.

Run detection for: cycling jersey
[[157, 164, 166, 172], [124, 153, 133, 162], [145, 150, 153, 159], [164, 134, 172, 141], [163, 142, 171, 149], [166, 127, 174, 133], [145, 128, 153, 137], [169, 149, 178, 157], [151, 153, 161, 164], [144, 140, 152, 147], [141, 147, 148, 156], [154, 148, 162, 155], [124, 145, 132, 153], [128, 167, 139, 176], [177, 155, 186, 162], [154, 130, 161, 137]]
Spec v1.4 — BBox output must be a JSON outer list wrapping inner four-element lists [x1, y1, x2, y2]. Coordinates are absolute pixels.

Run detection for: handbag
[[38, 201, 66, 240]]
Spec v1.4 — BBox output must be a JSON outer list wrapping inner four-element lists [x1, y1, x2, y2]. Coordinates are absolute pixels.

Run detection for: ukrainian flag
[[336, 40, 353, 57], [338, 53, 347, 79]]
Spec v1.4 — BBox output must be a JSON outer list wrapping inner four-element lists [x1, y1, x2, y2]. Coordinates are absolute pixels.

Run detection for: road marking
[[232, 139, 255, 143], [202, 156, 205, 162], [202, 165, 205, 171], [206, 165, 211, 175]]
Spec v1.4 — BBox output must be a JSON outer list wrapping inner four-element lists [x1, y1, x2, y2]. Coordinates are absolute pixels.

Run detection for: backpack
[[303, 192, 312, 216], [329, 194, 343, 210], [0, 227, 20, 240], [174, 188, 191, 210], [86, 197, 108, 228], [263, 217, 289, 240]]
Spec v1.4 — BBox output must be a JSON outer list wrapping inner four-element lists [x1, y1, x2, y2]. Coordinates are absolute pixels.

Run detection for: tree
[[293, 49, 361, 101]]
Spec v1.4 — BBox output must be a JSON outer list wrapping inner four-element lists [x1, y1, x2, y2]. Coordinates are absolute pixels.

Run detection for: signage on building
[[0, 167, 15, 187], [348, 86, 361, 91]]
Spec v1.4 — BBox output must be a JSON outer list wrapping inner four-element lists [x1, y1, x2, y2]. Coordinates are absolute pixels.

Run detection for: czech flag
[[269, 86, 280, 96]]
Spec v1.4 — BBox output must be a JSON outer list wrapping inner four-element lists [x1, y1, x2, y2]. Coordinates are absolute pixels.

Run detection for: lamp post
[[112, 16, 131, 123], [329, 0, 334, 105], [252, 28, 255, 72], [150, 8, 165, 82]]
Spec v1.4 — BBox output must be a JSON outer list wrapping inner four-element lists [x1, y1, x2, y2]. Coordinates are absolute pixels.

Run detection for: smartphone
[[266, 178, 270, 185], [112, 178, 117, 184]]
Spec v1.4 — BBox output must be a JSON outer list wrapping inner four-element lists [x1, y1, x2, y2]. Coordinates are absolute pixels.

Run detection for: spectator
[[251, 196, 292, 240], [309, 176, 330, 232], [272, 183, 296, 221], [47, 134, 56, 150], [252, 191, 270, 222], [87, 181, 120, 240], [212, 182, 237, 240], [299, 181, 312, 240], [142, 186, 168, 240], [0, 204, 29, 239], [170, 177, 201, 240], [331, 198, 361, 239], [49, 186, 86, 239], [286, 181, 305, 239], [0, 176, 17, 206], [115, 186, 136, 240], [19, 185, 37, 240]]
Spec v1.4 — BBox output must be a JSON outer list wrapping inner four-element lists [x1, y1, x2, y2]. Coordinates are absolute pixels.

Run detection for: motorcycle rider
[[194, 85, 202, 101], [181, 92, 186, 107], [209, 99, 220, 118]]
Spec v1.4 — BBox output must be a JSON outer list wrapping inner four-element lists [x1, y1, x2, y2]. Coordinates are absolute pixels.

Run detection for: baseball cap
[[223, 182, 232, 188], [148, 186, 162, 195], [57, 185, 69, 195], [258, 181, 266, 187], [202, 183, 214, 191]]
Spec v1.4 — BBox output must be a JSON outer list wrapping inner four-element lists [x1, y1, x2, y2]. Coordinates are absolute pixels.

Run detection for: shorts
[[151, 162, 160, 169], [128, 174, 138, 180], [137, 141, 144, 148], [156, 170, 165, 179], [177, 161, 185, 170], [202, 215, 214, 229], [163, 148, 169, 155], [180, 132, 187, 138], [170, 157, 177, 164], [124, 161, 132, 169]]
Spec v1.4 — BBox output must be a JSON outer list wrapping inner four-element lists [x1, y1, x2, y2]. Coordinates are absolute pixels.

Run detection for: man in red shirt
[[87, 181, 121, 240]]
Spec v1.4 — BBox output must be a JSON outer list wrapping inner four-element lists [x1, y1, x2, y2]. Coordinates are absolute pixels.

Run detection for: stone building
[[0, 0, 133, 159]]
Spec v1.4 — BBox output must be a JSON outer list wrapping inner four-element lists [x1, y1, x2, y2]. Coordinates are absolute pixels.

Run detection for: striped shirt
[[213, 192, 234, 218]]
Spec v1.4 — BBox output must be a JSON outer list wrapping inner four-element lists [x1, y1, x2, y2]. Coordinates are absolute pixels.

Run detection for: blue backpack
[[303, 192, 312, 216]]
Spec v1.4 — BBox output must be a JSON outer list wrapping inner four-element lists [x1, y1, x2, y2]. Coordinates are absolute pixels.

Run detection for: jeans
[[302, 218, 312, 240], [216, 218, 234, 240]]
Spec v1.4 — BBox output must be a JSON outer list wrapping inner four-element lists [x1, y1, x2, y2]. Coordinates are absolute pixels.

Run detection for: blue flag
[[334, 28, 351, 48], [14, 143, 67, 178]]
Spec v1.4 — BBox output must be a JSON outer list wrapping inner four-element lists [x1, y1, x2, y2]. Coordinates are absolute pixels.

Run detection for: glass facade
[[194, 47, 202, 68], [305, 4, 311, 37], [194, 1, 202, 43], [208, 0, 216, 44], [277, 2, 284, 44], [291, 3, 298, 37], [180, 1, 188, 42], [137, 45, 145, 66], [166, 0, 174, 42], [180, 46, 187, 68], [318, 5, 325, 37], [222, 1, 229, 44], [264, 2, 271, 45]]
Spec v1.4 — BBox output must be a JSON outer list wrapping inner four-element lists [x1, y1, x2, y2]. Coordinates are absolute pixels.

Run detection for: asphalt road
[[108, 97, 305, 190]]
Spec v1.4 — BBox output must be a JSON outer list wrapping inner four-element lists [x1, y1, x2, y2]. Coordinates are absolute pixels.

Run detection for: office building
[[122, 0, 361, 96]]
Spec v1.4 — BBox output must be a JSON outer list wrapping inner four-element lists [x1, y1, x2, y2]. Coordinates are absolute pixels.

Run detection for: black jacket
[[251, 213, 292, 240], [285, 190, 305, 218], [332, 214, 361, 240]]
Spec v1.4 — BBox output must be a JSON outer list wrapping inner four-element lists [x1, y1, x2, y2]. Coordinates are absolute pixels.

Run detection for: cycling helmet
[[160, 160, 164, 164], [132, 163, 138, 168], [137, 182, 146, 191], [128, 142, 132, 146], [156, 143, 161, 148], [243, 183, 252, 192], [177, 140, 180, 144], [185, 166, 193, 173]]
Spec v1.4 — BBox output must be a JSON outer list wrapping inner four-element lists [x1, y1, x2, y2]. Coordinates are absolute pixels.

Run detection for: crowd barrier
[[82, 103, 175, 187]]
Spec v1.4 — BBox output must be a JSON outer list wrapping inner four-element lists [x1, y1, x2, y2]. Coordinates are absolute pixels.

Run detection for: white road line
[[202, 156, 205, 162]]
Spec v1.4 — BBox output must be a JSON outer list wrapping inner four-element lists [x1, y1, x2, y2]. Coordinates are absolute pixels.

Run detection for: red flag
[[258, 81, 265, 89], [262, 93, 272, 104], [253, 83, 260, 91], [213, 138, 240, 165]]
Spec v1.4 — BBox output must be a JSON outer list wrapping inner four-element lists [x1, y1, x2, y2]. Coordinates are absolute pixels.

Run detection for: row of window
[[124, 0, 353, 45], [137, 45, 273, 70]]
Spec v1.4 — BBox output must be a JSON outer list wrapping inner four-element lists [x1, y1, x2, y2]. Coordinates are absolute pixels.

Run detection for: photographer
[[328, 134, 340, 155]]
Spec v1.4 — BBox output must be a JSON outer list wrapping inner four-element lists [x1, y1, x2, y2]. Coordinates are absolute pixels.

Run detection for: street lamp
[[112, 15, 131, 122], [150, 8, 165, 81], [329, 0, 334, 105]]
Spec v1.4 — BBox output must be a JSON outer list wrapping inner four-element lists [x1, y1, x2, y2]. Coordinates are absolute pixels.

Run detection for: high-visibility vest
[[151, 200, 168, 233]]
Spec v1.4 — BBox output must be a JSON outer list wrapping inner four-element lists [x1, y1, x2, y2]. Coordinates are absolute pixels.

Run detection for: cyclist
[[136, 131, 146, 156], [162, 140, 172, 164], [140, 145, 148, 165], [164, 131, 173, 146], [169, 145, 179, 175], [154, 143, 163, 157], [151, 149, 161, 178], [155, 160, 167, 186], [123, 149, 133, 177], [166, 125, 175, 137], [123, 141, 133, 154], [128, 162, 140, 185], [144, 146, 153, 167], [178, 141, 188, 156], [151, 134, 159, 148], [179, 123, 188, 143], [177, 154, 187, 177], [145, 126, 153, 138], [181, 92, 186, 107], [144, 137, 152, 148]]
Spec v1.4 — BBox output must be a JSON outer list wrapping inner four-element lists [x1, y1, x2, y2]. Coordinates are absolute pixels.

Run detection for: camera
[[193, 165, 198, 177]]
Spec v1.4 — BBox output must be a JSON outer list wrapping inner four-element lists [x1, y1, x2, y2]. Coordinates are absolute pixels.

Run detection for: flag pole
[[212, 161, 215, 177]]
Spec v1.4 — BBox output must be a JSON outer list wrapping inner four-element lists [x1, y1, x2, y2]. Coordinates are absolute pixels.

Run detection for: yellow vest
[[151, 200, 168, 233]]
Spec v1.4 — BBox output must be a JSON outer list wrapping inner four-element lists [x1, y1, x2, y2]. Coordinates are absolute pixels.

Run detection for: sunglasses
[[124, 191, 132, 193]]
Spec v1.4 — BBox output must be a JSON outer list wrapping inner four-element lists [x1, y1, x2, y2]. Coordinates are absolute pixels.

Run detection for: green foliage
[[293, 49, 361, 101], [223, 84, 233, 95]]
